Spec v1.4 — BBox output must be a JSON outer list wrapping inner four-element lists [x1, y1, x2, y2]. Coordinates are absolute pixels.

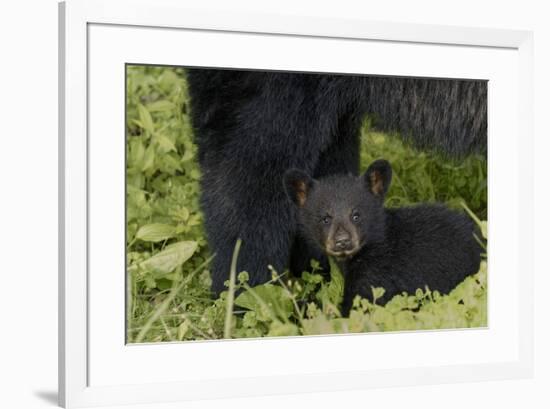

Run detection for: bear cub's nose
[[334, 229, 353, 251], [335, 238, 352, 250]]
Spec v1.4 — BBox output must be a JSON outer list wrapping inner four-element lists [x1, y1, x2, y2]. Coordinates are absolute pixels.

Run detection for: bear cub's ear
[[284, 169, 315, 207], [364, 159, 392, 197]]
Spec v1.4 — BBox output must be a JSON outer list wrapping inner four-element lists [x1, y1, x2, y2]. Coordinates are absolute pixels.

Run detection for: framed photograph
[[59, 0, 534, 407]]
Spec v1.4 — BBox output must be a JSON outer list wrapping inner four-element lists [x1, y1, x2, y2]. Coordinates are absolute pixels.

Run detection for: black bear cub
[[284, 159, 482, 316]]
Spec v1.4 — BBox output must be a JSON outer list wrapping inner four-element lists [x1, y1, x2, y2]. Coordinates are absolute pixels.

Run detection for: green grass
[[126, 65, 488, 343]]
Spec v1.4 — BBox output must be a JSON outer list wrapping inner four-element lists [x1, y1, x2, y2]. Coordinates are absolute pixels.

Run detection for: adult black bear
[[186, 69, 487, 295], [283, 160, 482, 316]]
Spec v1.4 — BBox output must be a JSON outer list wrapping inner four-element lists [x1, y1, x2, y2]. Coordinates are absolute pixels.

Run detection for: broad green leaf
[[348, 310, 368, 333], [189, 169, 201, 180], [187, 214, 202, 227], [302, 314, 336, 335], [267, 322, 299, 337], [235, 284, 293, 321], [177, 321, 189, 340], [159, 70, 180, 91], [147, 100, 176, 112], [385, 295, 408, 313], [131, 119, 144, 129], [371, 287, 386, 304], [242, 311, 257, 328], [479, 221, 488, 239], [159, 153, 183, 174], [144, 274, 156, 289], [137, 103, 154, 134], [135, 223, 177, 242], [178, 207, 190, 222], [155, 134, 177, 153], [129, 138, 145, 167], [140, 241, 197, 277], [180, 147, 194, 162], [141, 144, 155, 172]]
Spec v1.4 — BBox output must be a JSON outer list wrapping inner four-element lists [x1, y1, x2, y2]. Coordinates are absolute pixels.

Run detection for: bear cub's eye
[[321, 215, 332, 225], [351, 212, 360, 222]]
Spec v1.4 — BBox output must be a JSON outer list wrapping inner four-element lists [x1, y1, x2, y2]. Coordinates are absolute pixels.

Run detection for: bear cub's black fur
[[284, 159, 482, 316]]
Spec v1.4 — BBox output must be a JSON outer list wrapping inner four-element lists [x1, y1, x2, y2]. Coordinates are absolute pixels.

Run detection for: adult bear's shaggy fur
[[186, 69, 487, 295]]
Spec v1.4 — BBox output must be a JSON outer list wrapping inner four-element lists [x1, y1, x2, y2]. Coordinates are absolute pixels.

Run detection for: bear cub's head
[[284, 159, 392, 260]]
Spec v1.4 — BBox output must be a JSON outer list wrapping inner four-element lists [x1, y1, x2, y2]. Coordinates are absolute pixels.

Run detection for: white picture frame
[[59, 0, 534, 407]]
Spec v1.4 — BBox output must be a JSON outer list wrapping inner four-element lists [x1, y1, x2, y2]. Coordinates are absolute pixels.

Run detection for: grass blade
[[223, 239, 242, 339]]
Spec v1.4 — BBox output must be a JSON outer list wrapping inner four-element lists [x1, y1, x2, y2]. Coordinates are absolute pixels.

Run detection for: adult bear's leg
[[314, 109, 362, 178], [188, 69, 333, 295], [200, 150, 325, 295]]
